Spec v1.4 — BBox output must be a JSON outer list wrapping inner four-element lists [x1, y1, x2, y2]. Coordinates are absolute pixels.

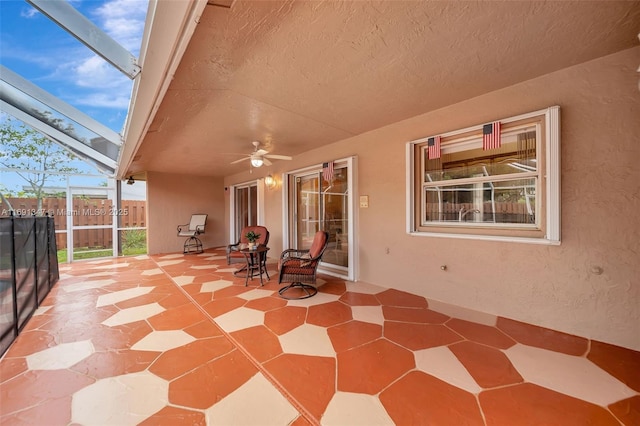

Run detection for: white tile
[[102, 303, 165, 327], [190, 265, 219, 270], [62, 279, 117, 293], [236, 288, 274, 301], [93, 262, 130, 269], [33, 305, 53, 315], [414, 346, 482, 394], [284, 291, 340, 307], [351, 306, 385, 325], [158, 254, 185, 259], [279, 323, 335, 357], [427, 299, 496, 326], [216, 267, 240, 273], [322, 391, 394, 425], [205, 373, 298, 425], [71, 371, 168, 425], [141, 268, 163, 276], [200, 279, 234, 293], [215, 307, 265, 332], [172, 275, 195, 286], [26, 340, 94, 370], [132, 330, 196, 351], [344, 281, 387, 295], [505, 343, 638, 406], [156, 259, 184, 267], [96, 287, 154, 307]]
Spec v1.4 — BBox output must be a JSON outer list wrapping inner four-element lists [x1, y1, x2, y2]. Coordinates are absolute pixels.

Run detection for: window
[[406, 106, 560, 244]]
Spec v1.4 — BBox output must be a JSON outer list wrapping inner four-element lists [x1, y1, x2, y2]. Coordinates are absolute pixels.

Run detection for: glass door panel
[[69, 187, 115, 261], [322, 166, 348, 268], [234, 184, 257, 239], [295, 174, 320, 249], [290, 162, 351, 276]]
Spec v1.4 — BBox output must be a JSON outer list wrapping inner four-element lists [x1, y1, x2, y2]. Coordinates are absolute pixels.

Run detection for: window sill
[[408, 230, 561, 245]]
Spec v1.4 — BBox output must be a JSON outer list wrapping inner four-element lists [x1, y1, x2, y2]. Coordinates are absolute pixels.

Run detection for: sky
[[0, 0, 148, 199], [0, 0, 148, 133]]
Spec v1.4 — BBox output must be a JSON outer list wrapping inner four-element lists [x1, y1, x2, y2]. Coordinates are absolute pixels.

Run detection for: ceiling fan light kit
[[231, 141, 292, 169], [250, 156, 264, 167]]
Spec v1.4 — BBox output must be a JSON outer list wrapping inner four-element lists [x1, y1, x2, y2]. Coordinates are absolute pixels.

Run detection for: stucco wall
[[147, 171, 226, 254], [225, 47, 640, 350]]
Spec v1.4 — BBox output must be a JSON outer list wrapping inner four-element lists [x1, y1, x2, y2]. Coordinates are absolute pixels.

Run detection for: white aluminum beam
[[1, 66, 123, 146], [0, 100, 117, 174], [26, 0, 141, 79]]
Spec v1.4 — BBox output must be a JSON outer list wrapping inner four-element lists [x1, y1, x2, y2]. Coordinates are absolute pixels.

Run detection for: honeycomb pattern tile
[[71, 371, 169, 425], [26, 340, 94, 370], [1, 250, 638, 426]]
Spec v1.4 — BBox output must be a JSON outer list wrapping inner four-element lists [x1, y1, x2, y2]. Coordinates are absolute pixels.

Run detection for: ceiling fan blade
[[255, 149, 269, 156], [230, 157, 250, 164], [264, 154, 292, 160], [263, 158, 272, 166]]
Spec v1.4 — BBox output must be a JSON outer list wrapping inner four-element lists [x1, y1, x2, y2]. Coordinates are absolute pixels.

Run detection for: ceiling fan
[[230, 141, 292, 168]]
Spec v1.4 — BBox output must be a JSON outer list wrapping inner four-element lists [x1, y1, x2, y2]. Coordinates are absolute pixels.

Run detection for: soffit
[[128, 0, 640, 178]]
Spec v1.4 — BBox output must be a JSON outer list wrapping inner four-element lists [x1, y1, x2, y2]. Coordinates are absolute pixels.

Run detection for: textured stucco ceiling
[[128, 0, 640, 178]]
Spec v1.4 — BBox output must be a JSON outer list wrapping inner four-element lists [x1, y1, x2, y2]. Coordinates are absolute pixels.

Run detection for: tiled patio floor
[[1, 248, 639, 425]]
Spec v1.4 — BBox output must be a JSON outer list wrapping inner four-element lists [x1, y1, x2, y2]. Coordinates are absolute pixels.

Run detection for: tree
[[0, 117, 80, 214]]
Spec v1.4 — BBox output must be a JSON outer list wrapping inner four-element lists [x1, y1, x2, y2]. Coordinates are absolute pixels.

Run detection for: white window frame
[[406, 106, 560, 245]]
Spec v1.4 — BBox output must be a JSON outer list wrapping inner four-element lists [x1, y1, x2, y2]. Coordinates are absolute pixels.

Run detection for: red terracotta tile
[[307, 301, 352, 327], [384, 321, 463, 350], [138, 406, 206, 426], [380, 371, 484, 425], [264, 354, 335, 420], [155, 291, 192, 309], [184, 319, 224, 339], [201, 297, 246, 318], [148, 303, 207, 331], [169, 349, 257, 409], [496, 317, 588, 356], [317, 280, 347, 295], [150, 337, 235, 380], [264, 306, 307, 335], [0, 370, 94, 413], [289, 414, 315, 426], [447, 318, 516, 349], [0, 395, 72, 425], [3, 330, 55, 357], [588, 340, 640, 392], [337, 339, 414, 394], [230, 325, 283, 363], [383, 306, 449, 324], [0, 358, 28, 383], [480, 383, 620, 425], [71, 349, 158, 379], [609, 395, 640, 426], [91, 322, 153, 351], [338, 292, 380, 306], [245, 296, 288, 312], [376, 288, 428, 308], [450, 341, 523, 388], [327, 320, 383, 353], [115, 292, 167, 309]]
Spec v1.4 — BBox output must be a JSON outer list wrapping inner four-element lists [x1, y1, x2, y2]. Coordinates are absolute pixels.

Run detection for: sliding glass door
[[287, 158, 355, 280]]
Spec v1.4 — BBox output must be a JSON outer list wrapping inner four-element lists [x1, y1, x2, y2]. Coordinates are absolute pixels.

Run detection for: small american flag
[[322, 161, 334, 182], [483, 121, 501, 150], [427, 136, 441, 159]]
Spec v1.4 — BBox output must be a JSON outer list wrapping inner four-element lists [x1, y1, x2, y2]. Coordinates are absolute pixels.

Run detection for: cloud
[[19, 6, 39, 19], [93, 0, 148, 54]]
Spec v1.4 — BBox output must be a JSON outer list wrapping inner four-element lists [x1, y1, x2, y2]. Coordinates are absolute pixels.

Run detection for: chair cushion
[[309, 232, 328, 258], [299, 253, 313, 267]]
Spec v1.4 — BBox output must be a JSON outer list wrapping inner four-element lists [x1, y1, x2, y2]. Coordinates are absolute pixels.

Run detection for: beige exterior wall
[[223, 47, 640, 350], [147, 171, 226, 254]]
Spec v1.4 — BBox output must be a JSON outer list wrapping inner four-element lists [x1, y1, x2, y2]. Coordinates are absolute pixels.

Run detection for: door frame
[[282, 156, 358, 281], [228, 179, 266, 243]]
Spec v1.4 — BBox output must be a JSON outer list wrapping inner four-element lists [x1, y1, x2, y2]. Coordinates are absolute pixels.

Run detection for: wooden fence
[[4, 198, 146, 249]]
